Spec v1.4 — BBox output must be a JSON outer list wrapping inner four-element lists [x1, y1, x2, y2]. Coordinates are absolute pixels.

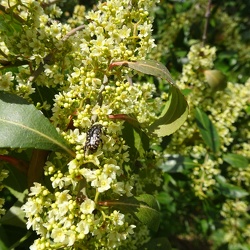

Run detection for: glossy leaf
[[195, 107, 220, 153], [0, 91, 74, 157], [216, 175, 249, 198], [223, 153, 249, 169], [102, 194, 161, 232], [122, 122, 149, 160], [110, 60, 189, 137], [148, 86, 188, 136], [111, 60, 176, 85]]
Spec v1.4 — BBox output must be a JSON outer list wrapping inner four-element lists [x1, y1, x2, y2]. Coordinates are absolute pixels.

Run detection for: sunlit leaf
[[148, 86, 188, 136], [0, 91, 75, 157], [109, 60, 189, 137], [195, 107, 220, 153], [111, 60, 176, 85]]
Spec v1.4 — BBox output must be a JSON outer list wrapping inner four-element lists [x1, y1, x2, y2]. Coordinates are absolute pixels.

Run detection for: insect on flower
[[84, 124, 103, 155]]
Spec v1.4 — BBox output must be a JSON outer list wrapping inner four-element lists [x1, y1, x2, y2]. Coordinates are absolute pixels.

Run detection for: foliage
[[0, 0, 249, 250], [151, 1, 250, 249], [0, 0, 187, 249]]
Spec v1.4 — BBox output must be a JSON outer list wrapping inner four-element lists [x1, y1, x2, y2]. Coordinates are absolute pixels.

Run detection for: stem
[[202, 0, 212, 47], [62, 25, 85, 41], [94, 190, 100, 203]]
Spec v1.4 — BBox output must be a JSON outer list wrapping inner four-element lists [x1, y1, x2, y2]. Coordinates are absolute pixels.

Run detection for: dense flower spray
[[163, 44, 250, 198], [0, 0, 163, 249]]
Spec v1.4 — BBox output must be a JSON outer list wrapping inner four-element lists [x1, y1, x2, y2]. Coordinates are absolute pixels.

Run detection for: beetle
[[84, 124, 103, 155]]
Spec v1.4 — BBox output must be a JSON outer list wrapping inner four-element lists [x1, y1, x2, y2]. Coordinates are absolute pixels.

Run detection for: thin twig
[[62, 25, 85, 41], [202, 0, 212, 46]]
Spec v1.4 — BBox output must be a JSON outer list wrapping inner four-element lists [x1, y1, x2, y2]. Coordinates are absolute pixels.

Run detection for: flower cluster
[[0, 0, 162, 249], [165, 44, 250, 199], [216, 200, 250, 246]]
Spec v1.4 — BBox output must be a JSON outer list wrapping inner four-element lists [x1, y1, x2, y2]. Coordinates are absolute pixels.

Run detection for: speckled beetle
[[84, 124, 103, 155]]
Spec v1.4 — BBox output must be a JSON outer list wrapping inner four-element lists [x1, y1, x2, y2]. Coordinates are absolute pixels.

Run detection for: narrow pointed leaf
[[0, 92, 74, 157], [116, 60, 176, 85], [223, 153, 249, 169], [195, 107, 220, 153], [148, 86, 188, 136]]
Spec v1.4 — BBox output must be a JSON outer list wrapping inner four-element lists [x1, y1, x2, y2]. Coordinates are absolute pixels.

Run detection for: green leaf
[[134, 194, 160, 231], [159, 155, 198, 173], [195, 107, 220, 153], [30, 85, 58, 118], [0, 12, 22, 36], [0, 226, 9, 250], [216, 175, 249, 198], [223, 153, 249, 169], [3, 163, 28, 201], [122, 122, 149, 160], [148, 86, 189, 136], [105, 194, 161, 232], [0, 92, 75, 157], [156, 192, 174, 207], [120, 60, 176, 85], [0, 201, 26, 228], [110, 60, 189, 137]]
